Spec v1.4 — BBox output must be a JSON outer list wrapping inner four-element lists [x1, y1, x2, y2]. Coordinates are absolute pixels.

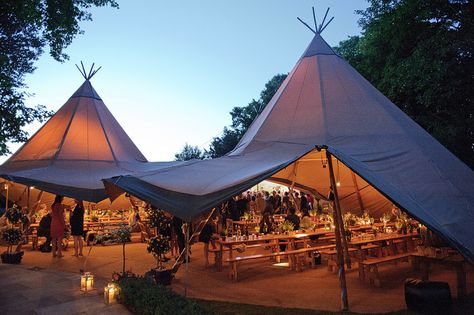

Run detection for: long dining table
[[349, 231, 419, 255], [215, 228, 335, 269]]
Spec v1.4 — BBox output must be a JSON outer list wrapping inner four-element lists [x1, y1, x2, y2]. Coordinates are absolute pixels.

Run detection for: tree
[[0, 0, 119, 156], [174, 143, 204, 161], [206, 127, 241, 159], [205, 74, 287, 158], [334, 0, 473, 168]]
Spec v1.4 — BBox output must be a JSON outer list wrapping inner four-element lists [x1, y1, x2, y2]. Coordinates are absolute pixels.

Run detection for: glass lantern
[[104, 283, 118, 304], [80, 272, 94, 292]]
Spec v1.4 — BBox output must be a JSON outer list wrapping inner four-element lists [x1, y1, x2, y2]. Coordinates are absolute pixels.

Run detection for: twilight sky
[[1, 0, 369, 163]]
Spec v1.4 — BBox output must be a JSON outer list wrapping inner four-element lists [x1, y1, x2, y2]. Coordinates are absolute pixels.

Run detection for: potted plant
[[147, 234, 172, 285], [145, 208, 173, 285], [113, 224, 131, 274], [1, 205, 25, 264]]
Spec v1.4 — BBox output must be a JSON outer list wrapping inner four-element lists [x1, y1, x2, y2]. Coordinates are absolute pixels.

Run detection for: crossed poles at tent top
[[75, 61, 101, 81], [297, 6, 334, 34]]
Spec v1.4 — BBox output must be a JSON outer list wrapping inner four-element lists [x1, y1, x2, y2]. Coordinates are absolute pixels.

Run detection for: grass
[[194, 299, 360, 314]]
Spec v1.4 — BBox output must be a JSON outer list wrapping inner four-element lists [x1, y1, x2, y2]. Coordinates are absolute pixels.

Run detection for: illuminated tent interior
[[0, 66, 181, 207], [104, 32, 474, 263]]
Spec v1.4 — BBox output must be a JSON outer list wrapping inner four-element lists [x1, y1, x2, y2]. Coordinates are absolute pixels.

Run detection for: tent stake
[[326, 150, 349, 311]]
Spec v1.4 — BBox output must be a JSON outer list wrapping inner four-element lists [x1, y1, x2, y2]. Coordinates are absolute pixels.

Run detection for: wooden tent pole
[[328, 155, 352, 269], [27, 186, 30, 213], [351, 171, 364, 211], [288, 162, 300, 212], [184, 221, 189, 297], [5, 183, 8, 210], [326, 150, 349, 311]]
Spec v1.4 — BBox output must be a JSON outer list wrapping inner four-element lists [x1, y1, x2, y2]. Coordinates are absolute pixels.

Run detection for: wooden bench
[[359, 253, 411, 287], [226, 245, 335, 281], [321, 244, 380, 273], [321, 248, 358, 272]]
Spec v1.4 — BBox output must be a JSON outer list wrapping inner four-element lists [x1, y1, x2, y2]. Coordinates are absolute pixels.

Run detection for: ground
[[0, 242, 472, 314]]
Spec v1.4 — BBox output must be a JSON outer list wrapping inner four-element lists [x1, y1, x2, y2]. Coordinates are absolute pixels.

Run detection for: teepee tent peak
[[75, 61, 102, 81], [297, 6, 335, 35]]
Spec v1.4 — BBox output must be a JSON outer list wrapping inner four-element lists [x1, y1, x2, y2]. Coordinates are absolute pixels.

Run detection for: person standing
[[235, 194, 248, 219], [300, 193, 309, 217], [50, 195, 66, 258], [70, 199, 84, 256], [256, 192, 266, 214]]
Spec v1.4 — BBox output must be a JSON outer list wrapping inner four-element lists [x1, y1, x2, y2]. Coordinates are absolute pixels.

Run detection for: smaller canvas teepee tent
[[0, 66, 179, 203]]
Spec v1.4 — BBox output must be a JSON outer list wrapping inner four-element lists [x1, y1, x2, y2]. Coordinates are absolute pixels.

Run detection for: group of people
[[37, 195, 84, 258], [224, 189, 320, 222]]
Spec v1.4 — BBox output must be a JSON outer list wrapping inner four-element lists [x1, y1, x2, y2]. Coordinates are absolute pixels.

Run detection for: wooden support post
[[326, 150, 349, 311], [5, 184, 8, 211], [351, 171, 364, 211], [328, 153, 352, 269], [27, 186, 30, 213], [184, 222, 190, 297], [288, 162, 300, 212]]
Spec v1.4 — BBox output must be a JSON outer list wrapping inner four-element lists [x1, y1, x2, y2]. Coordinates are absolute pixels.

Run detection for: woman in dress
[[70, 199, 84, 256], [50, 195, 66, 258]]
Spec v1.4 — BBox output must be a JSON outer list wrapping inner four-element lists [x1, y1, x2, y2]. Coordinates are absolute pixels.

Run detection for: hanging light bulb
[[336, 181, 341, 187]]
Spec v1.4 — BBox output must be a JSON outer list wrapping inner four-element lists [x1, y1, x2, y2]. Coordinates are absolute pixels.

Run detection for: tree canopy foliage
[[334, 0, 473, 168], [175, 74, 287, 160], [205, 74, 287, 158], [174, 143, 204, 161], [0, 0, 119, 156]]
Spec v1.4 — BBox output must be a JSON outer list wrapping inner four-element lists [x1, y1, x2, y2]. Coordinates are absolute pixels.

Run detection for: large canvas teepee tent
[[104, 28, 474, 263], [0, 71, 178, 203]]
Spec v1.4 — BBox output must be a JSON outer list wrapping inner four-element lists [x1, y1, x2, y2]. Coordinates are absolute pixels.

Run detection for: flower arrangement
[[343, 212, 356, 228], [111, 270, 135, 283], [147, 234, 171, 270], [300, 216, 313, 230], [396, 212, 409, 234], [279, 220, 295, 233], [356, 211, 374, 226], [380, 212, 391, 224]]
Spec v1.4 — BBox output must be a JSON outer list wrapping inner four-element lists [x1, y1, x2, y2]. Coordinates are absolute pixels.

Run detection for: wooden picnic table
[[349, 232, 418, 253], [217, 228, 333, 269], [410, 252, 467, 299]]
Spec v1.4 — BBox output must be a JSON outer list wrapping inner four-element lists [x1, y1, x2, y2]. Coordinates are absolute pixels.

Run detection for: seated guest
[[38, 211, 52, 252], [259, 205, 274, 234], [285, 206, 300, 230]]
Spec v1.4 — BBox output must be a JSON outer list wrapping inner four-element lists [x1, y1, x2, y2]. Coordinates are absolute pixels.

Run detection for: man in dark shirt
[[285, 206, 300, 230], [235, 194, 248, 219], [300, 194, 309, 217]]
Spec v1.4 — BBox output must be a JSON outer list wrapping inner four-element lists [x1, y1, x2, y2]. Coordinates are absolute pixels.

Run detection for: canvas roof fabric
[[0, 80, 180, 203], [104, 33, 474, 262]]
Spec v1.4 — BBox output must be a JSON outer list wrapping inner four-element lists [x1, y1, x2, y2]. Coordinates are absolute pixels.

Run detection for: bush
[[118, 276, 214, 315]]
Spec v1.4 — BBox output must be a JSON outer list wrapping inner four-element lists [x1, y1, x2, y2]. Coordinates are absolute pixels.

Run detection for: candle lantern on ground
[[104, 283, 118, 304], [80, 272, 94, 292]]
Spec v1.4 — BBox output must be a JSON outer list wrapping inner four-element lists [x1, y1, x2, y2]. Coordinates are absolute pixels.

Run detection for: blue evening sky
[[1, 0, 369, 163]]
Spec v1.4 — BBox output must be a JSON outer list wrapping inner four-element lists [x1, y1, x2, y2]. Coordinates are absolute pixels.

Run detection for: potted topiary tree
[[1, 205, 25, 264], [147, 234, 172, 285], [113, 223, 131, 274], [145, 207, 173, 285]]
